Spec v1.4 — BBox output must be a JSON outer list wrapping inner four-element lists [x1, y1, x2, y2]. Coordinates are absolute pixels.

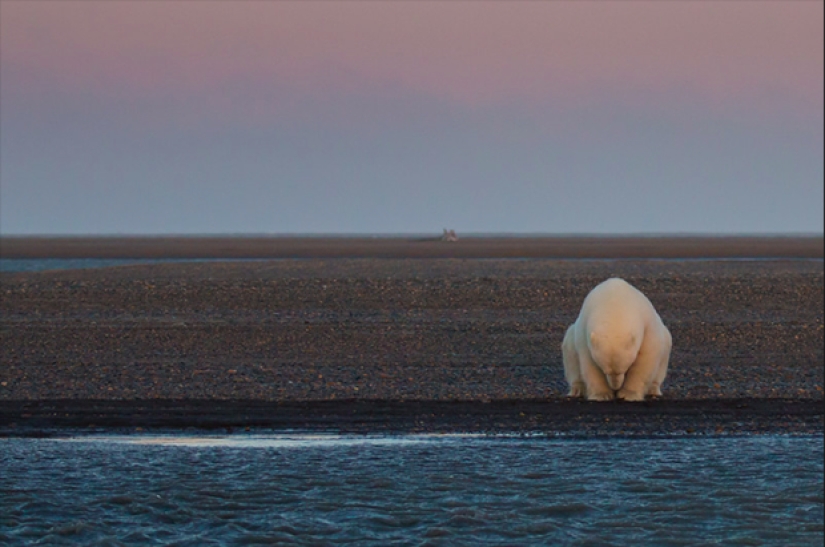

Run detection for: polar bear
[[562, 278, 671, 401]]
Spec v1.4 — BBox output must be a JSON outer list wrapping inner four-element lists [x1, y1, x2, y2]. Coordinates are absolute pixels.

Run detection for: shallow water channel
[[1, 434, 822, 546]]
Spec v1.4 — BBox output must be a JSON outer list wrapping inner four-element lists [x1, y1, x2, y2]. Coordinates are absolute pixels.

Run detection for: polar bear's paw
[[587, 391, 615, 402], [568, 382, 586, 398], [617, 388, 645, 402], [647, 384, 663, 397]]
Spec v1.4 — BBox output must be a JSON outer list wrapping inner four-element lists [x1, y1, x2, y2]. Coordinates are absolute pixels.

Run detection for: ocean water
[[1, 434, 822, 546], [2, 257, 821, 273], [0, 258, 206, 273]]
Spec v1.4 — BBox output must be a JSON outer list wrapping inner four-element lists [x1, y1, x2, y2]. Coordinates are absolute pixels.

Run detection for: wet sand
[[1, 237, 822, 436], [1, 399, 820, 437]]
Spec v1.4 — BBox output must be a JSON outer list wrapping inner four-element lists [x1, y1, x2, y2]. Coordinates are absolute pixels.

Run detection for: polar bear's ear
[[626, 334, 637, 348]]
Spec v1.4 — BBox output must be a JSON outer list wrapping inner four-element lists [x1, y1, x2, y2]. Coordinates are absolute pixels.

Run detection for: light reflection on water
[[59, 433, 485, 448], [1, 434, 822, 546]]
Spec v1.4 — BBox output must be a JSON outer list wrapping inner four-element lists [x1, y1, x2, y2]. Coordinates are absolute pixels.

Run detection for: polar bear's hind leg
[[646, 329, 672, 398], [647, 382, 663, 398], [569, 382, 585, 398], [562, 326, 586, 398]]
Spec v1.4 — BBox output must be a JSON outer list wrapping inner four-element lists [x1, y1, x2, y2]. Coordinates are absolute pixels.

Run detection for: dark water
[[2, 257, 821, 273], [1, 435, 822, 546], [0, 258, 208, 273]]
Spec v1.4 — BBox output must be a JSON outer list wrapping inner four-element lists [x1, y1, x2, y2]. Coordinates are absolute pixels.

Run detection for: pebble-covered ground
[[1, 259, 822, 403]]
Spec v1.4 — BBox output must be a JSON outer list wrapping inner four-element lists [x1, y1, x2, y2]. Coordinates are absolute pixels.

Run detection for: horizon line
[[1, 232, 823, 239]]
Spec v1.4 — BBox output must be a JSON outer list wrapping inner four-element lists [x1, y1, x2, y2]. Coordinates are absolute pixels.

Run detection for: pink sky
[[4, 1, 822, 111], [1, 1, 822, 234]]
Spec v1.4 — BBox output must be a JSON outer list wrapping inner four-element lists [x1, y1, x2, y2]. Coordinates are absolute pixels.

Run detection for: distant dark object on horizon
[[442, 229, 459, 242]]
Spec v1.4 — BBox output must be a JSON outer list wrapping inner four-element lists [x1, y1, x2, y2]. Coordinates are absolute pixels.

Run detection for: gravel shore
[[1, 256, 822, 434]]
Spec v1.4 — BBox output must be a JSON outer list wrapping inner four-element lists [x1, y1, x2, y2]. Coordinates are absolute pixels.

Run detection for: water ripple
[[0, 435, 821, 546]]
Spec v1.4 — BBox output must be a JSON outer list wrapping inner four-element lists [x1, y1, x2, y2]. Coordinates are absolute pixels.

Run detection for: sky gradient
[[1, 1, 822, 235]]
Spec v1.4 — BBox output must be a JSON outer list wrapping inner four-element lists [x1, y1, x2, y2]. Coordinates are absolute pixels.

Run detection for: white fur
[[562, 278, 671, 401]]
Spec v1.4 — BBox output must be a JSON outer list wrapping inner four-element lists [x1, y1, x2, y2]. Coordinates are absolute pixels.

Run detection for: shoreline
[[1, 398, 821, 438], [2, 235, 822, 259]]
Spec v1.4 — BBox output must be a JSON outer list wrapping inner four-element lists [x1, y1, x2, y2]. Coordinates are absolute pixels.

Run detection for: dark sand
[[1, 237, 822, 436], [2, 399, 819, 438], [2, 234, 823, 259]]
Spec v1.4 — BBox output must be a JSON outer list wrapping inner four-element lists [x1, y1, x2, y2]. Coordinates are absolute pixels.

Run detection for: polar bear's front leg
[[618, 339, 660, 401], [620, 329, 672, 401], [579, 353, 614, 401], [617, 364, 651, 401]]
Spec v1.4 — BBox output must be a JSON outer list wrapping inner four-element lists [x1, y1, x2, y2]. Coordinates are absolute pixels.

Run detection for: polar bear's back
[[579, 277, 657, 330]]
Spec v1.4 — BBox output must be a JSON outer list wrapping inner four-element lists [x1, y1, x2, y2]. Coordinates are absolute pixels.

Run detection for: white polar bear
[[562, 278, 671, 401]]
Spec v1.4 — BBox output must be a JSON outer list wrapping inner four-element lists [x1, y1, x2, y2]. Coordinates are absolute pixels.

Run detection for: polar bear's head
[[588, 330, 640, 391]]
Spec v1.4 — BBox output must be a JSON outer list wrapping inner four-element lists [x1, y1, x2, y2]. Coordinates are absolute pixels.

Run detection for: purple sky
[[1, 1, 822, 235]]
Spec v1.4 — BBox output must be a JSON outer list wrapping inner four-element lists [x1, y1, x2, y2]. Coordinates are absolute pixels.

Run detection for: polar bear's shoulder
[[593, 277, 636, 294], [584, 277, 644, 307], [581, 277, 655, 324]]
